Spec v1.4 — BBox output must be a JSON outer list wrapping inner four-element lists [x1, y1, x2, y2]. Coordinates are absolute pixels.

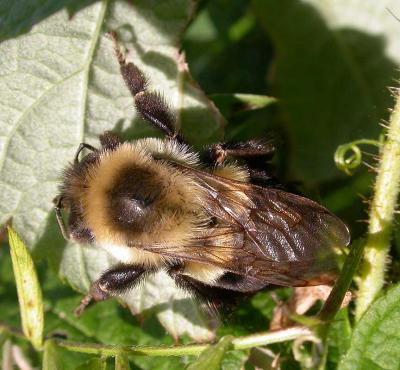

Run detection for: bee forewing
[[143, 163, 350, 287]]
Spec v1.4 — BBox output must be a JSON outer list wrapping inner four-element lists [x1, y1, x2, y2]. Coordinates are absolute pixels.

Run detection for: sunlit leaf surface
[[0, 0, 224, 340]]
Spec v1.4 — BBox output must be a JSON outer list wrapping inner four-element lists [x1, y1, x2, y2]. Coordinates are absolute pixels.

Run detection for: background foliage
[[1, 0, 400, 369]]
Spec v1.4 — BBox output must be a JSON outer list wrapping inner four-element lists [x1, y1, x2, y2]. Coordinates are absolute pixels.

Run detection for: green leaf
[[75, 357, 107, 370], [187, 336, 234, 370], [232, 94, 277, 109], [115, 354, 130, 370], [42, 338, 93, 370], [326, 309, 352, 368], [122, 271, 216, 342], [221, 350, 248, 370], [43, 340, 64, 370], [183, 3, 272, 95], [339, 284, 400, 370], [7, 226, 43, 350], [0, 0, 224, 340], [59, 252, 215, 342], [209, 93, 277, 117], [253, 0, 400, 184], [0, 245, 21, 328]]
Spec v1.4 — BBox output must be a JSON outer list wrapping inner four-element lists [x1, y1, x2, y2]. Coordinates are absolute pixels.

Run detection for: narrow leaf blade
[[7, 226, 43, 350], [209, 93, 277, 116]]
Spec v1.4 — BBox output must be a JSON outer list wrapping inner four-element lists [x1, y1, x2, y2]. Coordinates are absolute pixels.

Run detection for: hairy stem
[[53, 326, 311, 357], [0, 324, 311, 358], [233, 326, 311, 350], [1, 315, 311, 357], [355, 90, 400, 320]]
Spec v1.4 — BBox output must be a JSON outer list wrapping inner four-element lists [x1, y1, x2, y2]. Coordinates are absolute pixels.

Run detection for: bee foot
[[74, 282, 109, 317], [74, 293, 93, 317]]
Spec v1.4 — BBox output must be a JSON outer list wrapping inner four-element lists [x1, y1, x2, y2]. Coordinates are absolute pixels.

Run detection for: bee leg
[[205, 140, 275, 166], [99, 131, 122, 151], [213, 272, 270, 292], [247, 168, 284, 189], [74, 264, 149, 317], [167, 266, 249, 313], [111, 33, 184, 144], [205, 140, 283, 188]]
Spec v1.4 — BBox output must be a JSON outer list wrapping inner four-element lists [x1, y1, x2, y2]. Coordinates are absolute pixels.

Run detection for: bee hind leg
[[111, 32, 184, 144], [214, 271, 271, 292], [99, 131, 123, 151], [167, 266, 256, 315], [74, 264, 150, 317]]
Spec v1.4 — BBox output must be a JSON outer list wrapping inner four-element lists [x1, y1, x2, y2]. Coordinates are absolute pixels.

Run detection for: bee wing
[[143, 164, 350, 287]]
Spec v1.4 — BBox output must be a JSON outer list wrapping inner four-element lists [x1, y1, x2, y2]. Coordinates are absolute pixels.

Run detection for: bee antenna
[[54, 195, 70, 241], [74, 143, 97, 164]]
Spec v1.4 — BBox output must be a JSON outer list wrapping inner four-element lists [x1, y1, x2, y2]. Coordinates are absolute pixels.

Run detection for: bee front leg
[[75, 264, 150, 317]]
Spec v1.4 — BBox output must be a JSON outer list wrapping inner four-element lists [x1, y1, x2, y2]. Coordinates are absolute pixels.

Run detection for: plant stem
[[54, 341, 208, 357], [232, 326, 311, 350], [318, 239, 364, 322], [355, 90, 400, 320], [53, 326, 311, 357], [1, 313, 311, 357]]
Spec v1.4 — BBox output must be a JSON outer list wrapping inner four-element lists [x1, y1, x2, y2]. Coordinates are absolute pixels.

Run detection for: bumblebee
[[55, 37, 350, 316]]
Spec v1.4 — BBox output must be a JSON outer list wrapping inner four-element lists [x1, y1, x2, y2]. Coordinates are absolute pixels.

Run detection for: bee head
[[55, 132, 122, 243]]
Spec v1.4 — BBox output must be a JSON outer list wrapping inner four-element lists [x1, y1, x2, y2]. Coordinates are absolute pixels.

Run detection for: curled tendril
[[292, 334, 323, 369], [334, 139, 382, 175]]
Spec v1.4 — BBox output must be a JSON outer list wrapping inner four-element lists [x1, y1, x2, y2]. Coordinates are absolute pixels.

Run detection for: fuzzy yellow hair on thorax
[[82, 140, 208, 249]]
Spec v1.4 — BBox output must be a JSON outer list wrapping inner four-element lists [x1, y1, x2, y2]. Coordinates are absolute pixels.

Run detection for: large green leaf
[[253, 0, 400, 184], [339, 284, 400, 370], [0, 0, 224, 340]]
